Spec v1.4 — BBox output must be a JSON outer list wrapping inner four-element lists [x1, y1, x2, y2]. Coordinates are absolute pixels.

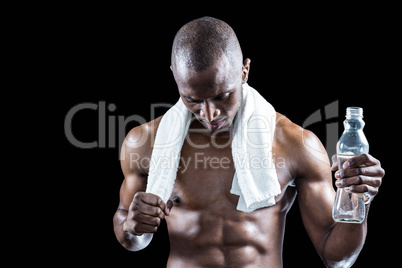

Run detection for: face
[[172, 56, 250, 134]]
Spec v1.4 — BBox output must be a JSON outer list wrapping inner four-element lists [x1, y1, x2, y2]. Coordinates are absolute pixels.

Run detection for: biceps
[[119, 145, 148, 209], [119, 174, 147, 210], [297, 177, 336, 253], [293, 128, 338, 251], [298, 179, 335, 224]]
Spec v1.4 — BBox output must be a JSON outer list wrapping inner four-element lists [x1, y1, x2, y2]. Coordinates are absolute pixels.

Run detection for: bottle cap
[[346, 107, 363, 118]]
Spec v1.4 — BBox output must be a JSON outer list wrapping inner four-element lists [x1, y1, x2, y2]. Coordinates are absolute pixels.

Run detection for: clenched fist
[[123, 192, 174, 236]]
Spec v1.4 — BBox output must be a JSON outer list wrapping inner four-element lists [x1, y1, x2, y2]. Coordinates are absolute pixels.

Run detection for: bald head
[[171, 17, 243, 72]]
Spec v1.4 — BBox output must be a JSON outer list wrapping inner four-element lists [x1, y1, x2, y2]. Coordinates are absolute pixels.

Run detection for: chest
[[173, 133, 237, 210], [171, 132, 294, 211]]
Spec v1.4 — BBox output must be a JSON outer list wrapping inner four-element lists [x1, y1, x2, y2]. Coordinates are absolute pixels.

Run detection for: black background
[[44, 4, 398, 267]]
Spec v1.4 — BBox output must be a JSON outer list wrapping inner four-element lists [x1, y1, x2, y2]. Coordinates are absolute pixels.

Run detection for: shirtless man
[[113, 17, 385, 267]]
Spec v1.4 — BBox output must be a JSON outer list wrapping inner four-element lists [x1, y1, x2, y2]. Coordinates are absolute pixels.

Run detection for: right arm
[[113, 121, 172, 251]]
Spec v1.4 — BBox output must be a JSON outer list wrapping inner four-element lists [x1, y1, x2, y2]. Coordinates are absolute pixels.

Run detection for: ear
[[242, 58, 251, 84]]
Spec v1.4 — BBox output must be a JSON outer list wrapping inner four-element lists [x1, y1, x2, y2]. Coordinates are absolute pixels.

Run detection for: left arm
[[294, 129, 384, 267]]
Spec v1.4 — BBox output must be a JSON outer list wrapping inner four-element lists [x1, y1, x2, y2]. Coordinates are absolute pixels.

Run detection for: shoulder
[[274, 112, 330, 179], [274, 112, 303, 147], [124, 116, 162, 148], [120, 116, 163, 175]]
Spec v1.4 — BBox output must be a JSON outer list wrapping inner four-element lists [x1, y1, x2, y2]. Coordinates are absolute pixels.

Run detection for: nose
[[200, 101, 221, 122]]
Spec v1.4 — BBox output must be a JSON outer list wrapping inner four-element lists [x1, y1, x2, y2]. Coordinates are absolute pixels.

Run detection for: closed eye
[[183, 90, 232, 103], [215, 92, 230, 101], [185, 96, 202, 104]]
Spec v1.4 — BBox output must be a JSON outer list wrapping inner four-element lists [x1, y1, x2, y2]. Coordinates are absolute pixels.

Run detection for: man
[[113, 17, 384, 267]]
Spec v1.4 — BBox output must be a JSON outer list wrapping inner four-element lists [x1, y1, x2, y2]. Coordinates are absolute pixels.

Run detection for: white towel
[[146, 83, 281, 212]]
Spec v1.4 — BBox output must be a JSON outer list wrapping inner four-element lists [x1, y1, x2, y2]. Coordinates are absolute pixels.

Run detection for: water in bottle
[[332, 107, 369, 223]]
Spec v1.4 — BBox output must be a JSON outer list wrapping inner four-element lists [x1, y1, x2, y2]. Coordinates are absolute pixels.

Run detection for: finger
[[344, 184, 378, 197], [139, 193, 168, 216], [135, 213, 162, 227], [336, 175, 382, 188], [124, 215, 159, 235], [335, 165, 384, 180], [331, 154, 338, 171], [134, 222, 159, 234], [166, 199, 174, 216], [343, 153, 379, 169], [140, 193, 163, 207], [140, 203, 165, 219]]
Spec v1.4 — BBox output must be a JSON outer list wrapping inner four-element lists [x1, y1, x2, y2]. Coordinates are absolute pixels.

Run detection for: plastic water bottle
[[332, 107, 369, 223]]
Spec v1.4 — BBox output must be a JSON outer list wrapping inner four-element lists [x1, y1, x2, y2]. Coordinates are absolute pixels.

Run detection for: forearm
[[322, 204, 370, 267], [113, 209, 153, 251]]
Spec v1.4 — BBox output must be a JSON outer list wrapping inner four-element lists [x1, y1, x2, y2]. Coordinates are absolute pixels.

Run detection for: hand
[[123, 192, 174, 236], [331, 153, 385, 204]]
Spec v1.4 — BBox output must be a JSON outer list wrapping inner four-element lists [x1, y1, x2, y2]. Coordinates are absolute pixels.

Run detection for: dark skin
[[113, 55, 385, 267]]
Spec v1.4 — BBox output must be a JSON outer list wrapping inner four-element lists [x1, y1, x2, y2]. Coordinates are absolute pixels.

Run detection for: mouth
[[201, 118, 228, 132]]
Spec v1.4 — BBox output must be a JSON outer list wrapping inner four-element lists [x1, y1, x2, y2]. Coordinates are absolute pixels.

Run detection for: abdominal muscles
[[166, 207, 271, 268]]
